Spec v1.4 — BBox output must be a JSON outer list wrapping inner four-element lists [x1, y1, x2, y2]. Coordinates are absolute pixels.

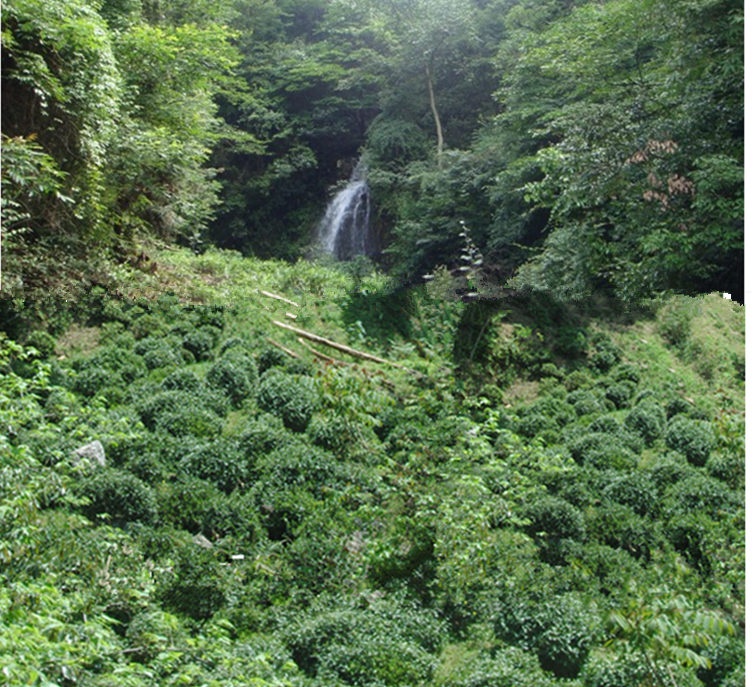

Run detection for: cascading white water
[[316, 161, 374, 260]]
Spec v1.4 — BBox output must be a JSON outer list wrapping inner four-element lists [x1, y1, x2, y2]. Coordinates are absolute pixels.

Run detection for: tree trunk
[[425, 59, 444, 166]]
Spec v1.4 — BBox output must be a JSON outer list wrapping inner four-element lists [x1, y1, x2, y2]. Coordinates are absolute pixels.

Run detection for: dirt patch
[[502, 379, 540, 407], [56, 326, 100, 357]]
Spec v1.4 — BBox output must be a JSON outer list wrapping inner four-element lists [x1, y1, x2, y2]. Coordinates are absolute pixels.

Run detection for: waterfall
[[316, 161, 375, 260]]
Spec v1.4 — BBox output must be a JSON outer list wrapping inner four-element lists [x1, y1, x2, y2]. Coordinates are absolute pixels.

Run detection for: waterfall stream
[[315, 161, 375, 260]]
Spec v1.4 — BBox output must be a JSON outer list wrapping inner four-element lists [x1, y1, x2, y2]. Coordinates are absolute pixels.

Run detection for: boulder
[[71, 440, 106, 468]]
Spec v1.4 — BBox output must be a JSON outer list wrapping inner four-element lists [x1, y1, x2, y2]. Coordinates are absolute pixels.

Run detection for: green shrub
[[538, 363, 565, 380], [256, 369, 319, 432], [307, 413, 357, 454], [565, 431, 604, 464], [124, 453, 170, 484], [430, 646, 559, 687], [657, 296, 698, 347], [610, 362, 641, 385], [666, 512, 714, 569], [157, 474, 222, 532], [135, 390, 198, 430], [218, 336, 247, 357], [706, 450, 745, 491], [495, 591, 597, 679], [518, 413, 559, 439], [134, 335, 187, 370], [605, 381, 635, 409], [590, 333, 622, 372], [567, 389, 605, 416], [602, 472, 658, 516], [257, 347, 289, 373], [522, 495, 586, 564], [207, 351, 258, 408], [156, 406, 223, 439], [625, 400, 666, 445], [587, 416, 621, 435], [647, 453, 696, 490], [237, 413, 293, 456], [524, 397, 577, 428], [663, 473, 739, 519], [665, 396, 707, 420], [582, 653, 663, 687], [564, 369, 592, 391], [79, 468, 157, 525], [665, 416, 716, 466], [279, 597, 442, 686], [25, 330, 57, 359], [72, 366, 119, 398], [160, 368, 205, 394], [698, 635, 745, 687], [179, 438, 247, 494], [181, 327, 216, 362], [585, 503, 658, 560], [160, 546, 226, 621], [197, 490, 263, 542]]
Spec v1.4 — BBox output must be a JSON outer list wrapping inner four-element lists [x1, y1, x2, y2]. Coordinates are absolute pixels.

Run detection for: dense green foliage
[[0, 253, 744, 685], [2, 0, 742, 316], [0, 0, 744, 683]]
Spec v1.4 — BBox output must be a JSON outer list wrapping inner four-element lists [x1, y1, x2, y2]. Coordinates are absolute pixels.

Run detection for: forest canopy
[[1, 0, 744, 312]]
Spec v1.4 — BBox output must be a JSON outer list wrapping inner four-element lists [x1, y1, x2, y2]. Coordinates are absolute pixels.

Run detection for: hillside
[[0, 249, 745, 687]]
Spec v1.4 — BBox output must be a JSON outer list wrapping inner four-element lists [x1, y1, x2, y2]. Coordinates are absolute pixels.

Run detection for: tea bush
[[438, 645, 561, 687], [662, 473, 739, 519], [307, 413, 357, 454], [160, 368, 205, 394], [625, 400, 666, 445], [590, 333, 622, 372], [566, 389, 605, 416], [72, 366, 119, 398], [584, 503, 658, 560], [134, 335, 188, 369], [602, 472, 658, 517], [522, 495, 586, 546], [179, 438, 247, 494], [665, 416, 716, 466], [521, 397, 576, 428], [495, 591, 597, 679], [79, 468, 157, 526], [136, 390, 200, 430], [156, 406, 223, 439], [256, 369, 319, 432], [647, 453, 696, 490], [160, 546, 227, 622], [666, 511, 713, 569], [157, 474, 223, 533], [181, 327, 216, 362], [237, 413, 293, 456], [706, 451, 745, 491], [257, 347, 288, 373], [610, 362, 641, 385], [279, 597, 443, 686], [206, 351, 258, 408], [604, 381, 635, 409]]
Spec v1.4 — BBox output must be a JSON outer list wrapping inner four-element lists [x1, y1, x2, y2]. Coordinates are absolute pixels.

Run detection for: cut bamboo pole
[[272, 320, 424, 378], [285, 312, 297, 320], [297, 338, 349, 366], [265, 336, 302, 360], [259, 290, 299, 307]]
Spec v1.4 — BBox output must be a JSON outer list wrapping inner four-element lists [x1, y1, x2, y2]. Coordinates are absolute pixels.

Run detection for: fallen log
[[297, 338, 349, 366], [265, 336, 302, 360], [259, 290, 299, 307], [272, 320, 418, 375]]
